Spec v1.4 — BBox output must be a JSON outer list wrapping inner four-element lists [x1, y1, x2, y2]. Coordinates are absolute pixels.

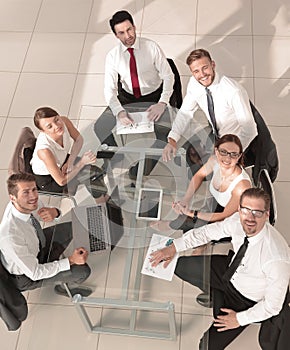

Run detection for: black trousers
[[11, 222, 91, 291], [175, 254, 287, 349]]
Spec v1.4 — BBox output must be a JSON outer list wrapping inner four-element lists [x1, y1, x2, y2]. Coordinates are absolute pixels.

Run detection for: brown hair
[[240, 188, 271, 211], [34, 107, 59, 130], [215, 134, 244, 166], [7, 173, 36, 197], [186, 48, 212, 66]]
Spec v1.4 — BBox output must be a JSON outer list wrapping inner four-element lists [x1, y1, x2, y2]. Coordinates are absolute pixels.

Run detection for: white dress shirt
[[104, 37, 174, 116], [0, 202, 70, 281], [168, 73, 258, 150], [173, 212, 290, 326], [31, 124, 71, 175]]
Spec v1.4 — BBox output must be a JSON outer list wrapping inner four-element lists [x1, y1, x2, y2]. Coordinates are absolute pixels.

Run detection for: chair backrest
[[8, 127, 36, 175], [244, 101, 279, 185], [167, 58, 183, 109], [257, 168, 277, 226]]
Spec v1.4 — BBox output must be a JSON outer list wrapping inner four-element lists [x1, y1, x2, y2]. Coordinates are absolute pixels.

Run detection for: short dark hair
[[7, 173, 36, 197], [215, 134, 244, 166], [34, 107, 59, 130], [240, 188, 271, 211], [109, 10, 134, 34], [186, 48, 212, 66]]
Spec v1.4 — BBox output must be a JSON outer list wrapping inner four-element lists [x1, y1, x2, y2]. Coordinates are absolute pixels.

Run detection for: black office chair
[[167, 58, 183, 109]]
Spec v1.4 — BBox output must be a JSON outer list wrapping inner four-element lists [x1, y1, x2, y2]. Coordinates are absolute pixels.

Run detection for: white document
[[141, 234, 178, 281], [116, 111, 154, 135]]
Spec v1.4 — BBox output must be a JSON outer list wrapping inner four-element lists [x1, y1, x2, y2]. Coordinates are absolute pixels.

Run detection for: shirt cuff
[[59, 258, 70, 272], [173, 237, 187, 253], [168, 131, 181, 143], [236, 310, 250, 327]]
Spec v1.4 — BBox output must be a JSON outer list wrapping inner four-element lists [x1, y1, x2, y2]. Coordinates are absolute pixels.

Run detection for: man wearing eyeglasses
[[150, 188, 290, 349]]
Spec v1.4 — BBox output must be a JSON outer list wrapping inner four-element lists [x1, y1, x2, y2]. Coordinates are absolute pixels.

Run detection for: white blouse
[[31, 124, 71, 175]]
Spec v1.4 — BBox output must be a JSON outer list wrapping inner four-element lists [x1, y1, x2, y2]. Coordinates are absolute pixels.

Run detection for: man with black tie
[[162, 48, 257, 169], [94, 10, 174, 178], [150, 188, 290, 349], [0, 173, 92, 297]]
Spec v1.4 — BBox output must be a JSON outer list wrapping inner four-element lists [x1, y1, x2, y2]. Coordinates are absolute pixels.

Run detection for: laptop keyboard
[[86, 206, 108, 251]]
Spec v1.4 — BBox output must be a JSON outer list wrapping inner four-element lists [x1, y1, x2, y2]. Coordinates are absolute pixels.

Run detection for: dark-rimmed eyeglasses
[[217, 148, 241, 159], [239, 206, 267, 218]]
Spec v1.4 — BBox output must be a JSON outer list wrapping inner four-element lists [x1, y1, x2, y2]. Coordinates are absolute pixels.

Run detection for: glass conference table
[[28, 107, 215, 346]]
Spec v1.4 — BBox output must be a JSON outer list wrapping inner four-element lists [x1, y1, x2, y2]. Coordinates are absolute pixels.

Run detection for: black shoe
[[196, 292, 213, 308], [54, 285, 93, 298]]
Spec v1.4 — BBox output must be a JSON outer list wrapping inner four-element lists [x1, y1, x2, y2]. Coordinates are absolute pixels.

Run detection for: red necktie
[[128, 48, 141, 98]]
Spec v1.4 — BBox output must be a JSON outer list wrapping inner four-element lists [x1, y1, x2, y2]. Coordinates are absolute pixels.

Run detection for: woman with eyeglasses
[[152, 134, 252, 233]]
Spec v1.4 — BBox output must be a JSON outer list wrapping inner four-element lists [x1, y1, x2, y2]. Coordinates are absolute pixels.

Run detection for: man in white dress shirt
[[150, 188, 290, 349], [94, 10, 175, 178], [0, 173, 92, 297], [162, 48, 258, 171]]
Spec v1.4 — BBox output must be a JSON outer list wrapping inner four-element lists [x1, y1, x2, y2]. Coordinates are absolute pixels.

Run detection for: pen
[[165, 239, 174, 246]]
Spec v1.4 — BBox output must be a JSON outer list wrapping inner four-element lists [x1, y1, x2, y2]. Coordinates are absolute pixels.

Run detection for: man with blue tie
[[0, 173, 92, 297]]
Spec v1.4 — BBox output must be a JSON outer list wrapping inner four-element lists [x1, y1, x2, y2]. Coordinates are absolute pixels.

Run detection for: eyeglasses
[[217, 148, 241, 159], [239, 206, 267, 218]]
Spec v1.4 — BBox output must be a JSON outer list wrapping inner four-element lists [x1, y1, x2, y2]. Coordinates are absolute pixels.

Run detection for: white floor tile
[[79, 33, 116, 74], [253, 36, 290, 78], [0, 73, 19, 116], [253, 0, 290, 36], [23, 33, 86, 73], [269, 126, 290, 182], [254, 78, 290, 126], [9, 73, 76, 117], [35, 0, 92, 33], [17, 304, 100, 350], [87, 0, 145, 33], [69, 74, 106, 118], [197, 0, 252, 35], [0, 33, 31, 71], [0, 0, 41, 31], [143, 0, 197, 34]]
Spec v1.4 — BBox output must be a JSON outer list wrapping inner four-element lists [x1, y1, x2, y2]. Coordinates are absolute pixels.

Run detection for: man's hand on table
[[150, 244, 177, 268]]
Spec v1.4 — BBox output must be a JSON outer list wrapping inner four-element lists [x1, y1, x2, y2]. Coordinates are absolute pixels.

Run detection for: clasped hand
[[172, 200, 190, 216]]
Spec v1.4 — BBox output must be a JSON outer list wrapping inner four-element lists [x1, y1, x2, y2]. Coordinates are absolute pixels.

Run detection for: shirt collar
[[246, 225, 267, 245], [120, 37, 140, 53], [10, 202, 32, 223], [207, 72, 221, 89]]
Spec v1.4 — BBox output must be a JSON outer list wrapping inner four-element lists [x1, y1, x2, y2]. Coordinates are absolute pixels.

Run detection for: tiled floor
[[0, 0, 289, 349]]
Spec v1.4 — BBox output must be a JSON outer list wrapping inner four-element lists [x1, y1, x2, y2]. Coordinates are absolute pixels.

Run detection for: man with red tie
[[94, 10, 175, 178]]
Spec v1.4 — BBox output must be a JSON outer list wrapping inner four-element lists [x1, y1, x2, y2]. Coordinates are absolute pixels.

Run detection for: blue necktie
[[205, 87, 218, 136], [30, 214, 46, 249]]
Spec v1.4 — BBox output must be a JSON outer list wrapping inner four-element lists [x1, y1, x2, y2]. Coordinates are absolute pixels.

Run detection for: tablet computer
[[136, 188, 163, 221]]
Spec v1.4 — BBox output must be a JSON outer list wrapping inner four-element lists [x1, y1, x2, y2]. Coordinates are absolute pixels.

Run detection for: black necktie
[[30, 214, 46, 249], [205, 87, 218, 136], [223, 236, 249, 283]]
